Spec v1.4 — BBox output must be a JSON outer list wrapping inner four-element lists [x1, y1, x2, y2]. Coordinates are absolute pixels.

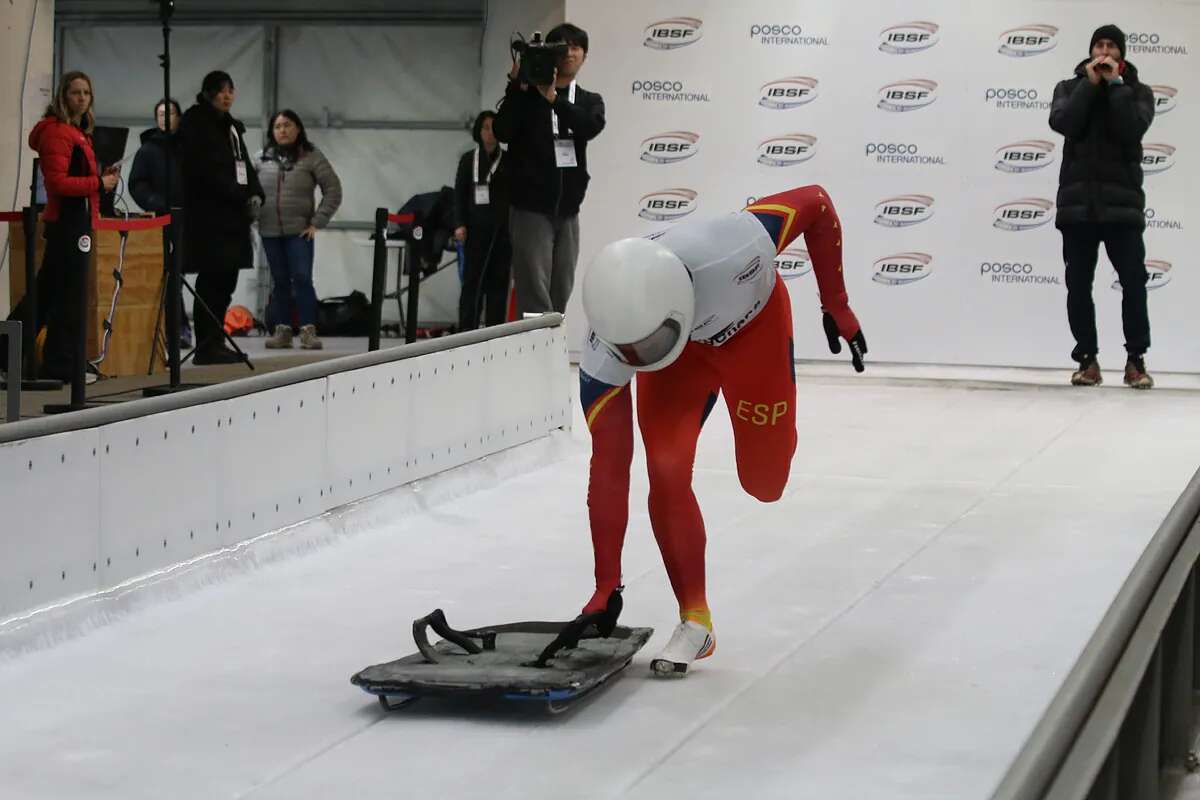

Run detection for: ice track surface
[[2, 366, 1199, 800]]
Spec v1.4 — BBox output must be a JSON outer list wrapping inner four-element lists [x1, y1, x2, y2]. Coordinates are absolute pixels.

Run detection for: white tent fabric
[[63, 26, 266, 121], [277, 26, 480, 123], [59, 23, 480, 322]]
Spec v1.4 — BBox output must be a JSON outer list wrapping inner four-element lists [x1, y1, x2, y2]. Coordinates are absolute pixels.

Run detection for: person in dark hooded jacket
[[177, 70, 264, 364], [129, 98, 183, 214], [129, 97, 191, 347], [1049, 24, 1156, 389]]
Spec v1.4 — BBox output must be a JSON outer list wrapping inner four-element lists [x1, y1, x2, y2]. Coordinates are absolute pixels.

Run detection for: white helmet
[[583, 237, 694, 371]]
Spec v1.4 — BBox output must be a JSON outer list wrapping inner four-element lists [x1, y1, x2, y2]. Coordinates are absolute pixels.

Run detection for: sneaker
[[1124, 356, 1154, 390], [1071, 356, 1102, 387], [650, 620, 716, 676], [299, 324, 323, 350], [264, 324, 293, 349]]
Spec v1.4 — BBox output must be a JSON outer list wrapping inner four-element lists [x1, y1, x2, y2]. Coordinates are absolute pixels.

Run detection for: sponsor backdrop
[[565, 0, 1198, 371]]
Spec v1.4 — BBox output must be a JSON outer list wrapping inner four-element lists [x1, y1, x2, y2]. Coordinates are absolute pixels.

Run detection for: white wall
[[568, 0, 1200, 372], [0, 0, 55, 318], [0, 323, 572, 627]]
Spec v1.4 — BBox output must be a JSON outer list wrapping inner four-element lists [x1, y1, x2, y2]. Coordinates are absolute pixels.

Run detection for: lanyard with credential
[[228, 126, 243, 161], [473, 146, 502, 184], [549, 80, 577, 137]]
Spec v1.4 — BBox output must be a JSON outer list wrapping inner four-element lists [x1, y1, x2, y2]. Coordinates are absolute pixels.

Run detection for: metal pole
[[166, 208, 182, 385], [162, 3, 181, 388], [404, 234, 421, 344], [2, 321, 20, 423], [71, 233, 89, 409], [21, 206, 38, 378], [369, 208, 387, 352]]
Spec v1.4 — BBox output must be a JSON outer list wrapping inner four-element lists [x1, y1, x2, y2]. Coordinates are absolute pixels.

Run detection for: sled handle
[[413, 609, 484, 662]]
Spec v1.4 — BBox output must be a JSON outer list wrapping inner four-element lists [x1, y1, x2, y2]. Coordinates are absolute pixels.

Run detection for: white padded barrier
[[0, 318, 570, 627]]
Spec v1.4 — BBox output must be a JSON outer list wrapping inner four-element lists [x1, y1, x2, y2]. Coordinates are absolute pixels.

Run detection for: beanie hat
[[1090, 24, 1127, 61]]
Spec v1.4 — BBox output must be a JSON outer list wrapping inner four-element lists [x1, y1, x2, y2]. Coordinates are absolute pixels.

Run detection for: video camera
[[512, 31, 567, 86]]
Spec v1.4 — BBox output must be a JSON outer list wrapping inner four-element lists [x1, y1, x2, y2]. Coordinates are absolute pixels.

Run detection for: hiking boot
[[1071, 356, 1102, 387], [299, 324, 323, 350], [1124, 356, 1154, 390], [264, 324, 293, 349]]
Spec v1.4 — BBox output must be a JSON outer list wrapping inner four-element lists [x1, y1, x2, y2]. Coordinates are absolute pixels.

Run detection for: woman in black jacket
[[452, 111, 511, 331], [177, 71, 264, 364], [129, 97, 191, 348]]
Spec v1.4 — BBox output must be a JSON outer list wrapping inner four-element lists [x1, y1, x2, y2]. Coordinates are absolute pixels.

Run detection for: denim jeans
[[262, 235, 317, 328]]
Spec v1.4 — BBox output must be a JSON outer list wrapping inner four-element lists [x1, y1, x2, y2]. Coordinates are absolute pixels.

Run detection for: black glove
[[823, 311, 867, 373]]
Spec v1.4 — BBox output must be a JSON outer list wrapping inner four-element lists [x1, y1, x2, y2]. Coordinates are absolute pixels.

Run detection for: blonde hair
[[45, 71, 95, 134]]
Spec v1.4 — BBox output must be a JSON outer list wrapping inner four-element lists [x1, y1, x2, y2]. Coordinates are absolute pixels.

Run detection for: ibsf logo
[[1142, 143, 1176, 174], [873, 252, 932, 285], [640, 131, 700, 164], [733, 256, 763, 286], [874, 194, 935, 227], [1112, 260, 1173, 292], [644, 17, 703, 50], [756, 133, 817, 166], [878, 79, 938, 111], [775, 245, 812, 279], [1152, 85, 1178, 115], [993, 198, 1055, 231], [879, 21, 940, 54], [998, 25, 1059, 57], [758, 76, 819, 109], [638, 188, 698, 221], [995, 140, 1056, 173]]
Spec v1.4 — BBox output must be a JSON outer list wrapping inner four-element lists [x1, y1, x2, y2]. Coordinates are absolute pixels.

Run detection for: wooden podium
[[8, 216, 167, 377]]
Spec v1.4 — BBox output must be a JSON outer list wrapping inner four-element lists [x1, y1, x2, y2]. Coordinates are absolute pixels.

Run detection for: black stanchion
[[369, 207, 388, 352], [164, 208, 181, 385], [9, 206, 63, 392], [404, 235, 420, 344]]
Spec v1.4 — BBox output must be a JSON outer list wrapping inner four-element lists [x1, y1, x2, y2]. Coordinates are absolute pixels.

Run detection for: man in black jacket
[[1050, 24, 1155, 389], [493, 22, 605, 316]]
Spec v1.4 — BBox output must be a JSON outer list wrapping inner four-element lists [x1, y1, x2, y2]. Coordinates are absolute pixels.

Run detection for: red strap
[[96, 215, 172, 232], [387, 212, 415, 225], [0, 212, 22, 222]]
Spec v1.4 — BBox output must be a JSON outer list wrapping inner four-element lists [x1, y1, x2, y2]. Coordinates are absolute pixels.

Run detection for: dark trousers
[[1061, 223, 1150, 360], [458, 226, 512, 331], [263, 235, 317, 328], [508, 207, 580, 315], [192, 269, 240, 353], [2, 229, 86, 379]]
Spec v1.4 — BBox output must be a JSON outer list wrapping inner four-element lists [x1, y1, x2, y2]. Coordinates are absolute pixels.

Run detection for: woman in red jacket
[[27, 70, 118, 380]]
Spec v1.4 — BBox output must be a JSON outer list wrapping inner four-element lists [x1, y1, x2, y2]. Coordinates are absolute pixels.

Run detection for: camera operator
[[493, 23, 605, 316], [1050, 24, 1156, 389]]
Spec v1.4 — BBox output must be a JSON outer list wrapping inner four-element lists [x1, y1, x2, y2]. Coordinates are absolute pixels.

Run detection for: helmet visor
[[613, 317, 683, 368]]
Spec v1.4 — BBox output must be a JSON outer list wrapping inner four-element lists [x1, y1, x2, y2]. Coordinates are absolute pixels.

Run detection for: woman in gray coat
[[257, 109, 342, 349]]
